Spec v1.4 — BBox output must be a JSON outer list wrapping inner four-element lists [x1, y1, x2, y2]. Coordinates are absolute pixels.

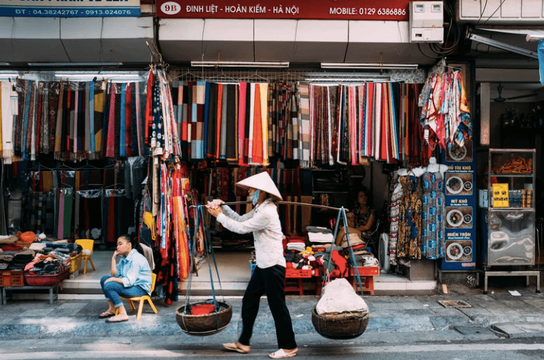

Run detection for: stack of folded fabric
[[286, 236, 306, 252], [27, 256, 65, 275], [306, 226, 334, 249], [8, 248, 36, 270], [0, 253, 14, 270]]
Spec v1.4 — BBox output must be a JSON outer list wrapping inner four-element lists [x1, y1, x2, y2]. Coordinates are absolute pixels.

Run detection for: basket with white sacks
[[311, 207, 370, 340]]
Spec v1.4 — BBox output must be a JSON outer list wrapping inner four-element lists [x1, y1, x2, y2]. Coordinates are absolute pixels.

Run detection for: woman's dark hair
[[354, 187, 372, 207], [264, 192, 280, 204], [119, 234, 144, 256]]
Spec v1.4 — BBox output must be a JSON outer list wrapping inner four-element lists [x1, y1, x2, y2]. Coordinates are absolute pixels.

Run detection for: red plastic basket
[[0, 270, 25, 287], [285, 268, 313, 278], [24, 270, 69, 286]]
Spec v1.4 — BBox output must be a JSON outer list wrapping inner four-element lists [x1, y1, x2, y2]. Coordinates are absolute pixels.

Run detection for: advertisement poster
[[492, 183, 509, 208], [440, 139, 477, 270]]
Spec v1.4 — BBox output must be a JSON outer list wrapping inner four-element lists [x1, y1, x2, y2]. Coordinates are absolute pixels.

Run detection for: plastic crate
[[69, 253, 82, 274], [0, 270, 25, 287], [25, 270, 69, 286], [285, 268, 313, 278]]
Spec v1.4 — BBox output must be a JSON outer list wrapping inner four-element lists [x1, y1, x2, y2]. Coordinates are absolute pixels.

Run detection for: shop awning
[[0, 17, 153, 66]]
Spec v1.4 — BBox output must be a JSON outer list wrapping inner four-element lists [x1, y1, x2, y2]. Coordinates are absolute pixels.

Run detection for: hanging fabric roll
[[237, 82, 247, 166], [297, 83, 310, 168]]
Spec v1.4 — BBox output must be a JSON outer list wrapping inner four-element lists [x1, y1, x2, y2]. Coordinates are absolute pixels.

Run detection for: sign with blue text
[[0, 0, 141, 17], [440, 138, 477, 271]]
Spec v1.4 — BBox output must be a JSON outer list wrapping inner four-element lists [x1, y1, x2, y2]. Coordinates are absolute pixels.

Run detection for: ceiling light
[[28, 62, 123, 67], [54, 72, 145, 82], [527, 34, 544, 42], [0, 73, 19, 79], [469, 33, 538, 59], [54, 73, 140, 78], [0, 62, 11, 66], [191, 61, 289, 68], [321, 63, 418, 70]]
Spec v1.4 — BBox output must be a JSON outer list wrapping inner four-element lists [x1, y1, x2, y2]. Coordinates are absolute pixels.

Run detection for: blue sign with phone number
[[0, 6, 141, 17]]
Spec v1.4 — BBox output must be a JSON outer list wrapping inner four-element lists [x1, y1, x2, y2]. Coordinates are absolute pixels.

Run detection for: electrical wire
[[417, 0, 462, 59]]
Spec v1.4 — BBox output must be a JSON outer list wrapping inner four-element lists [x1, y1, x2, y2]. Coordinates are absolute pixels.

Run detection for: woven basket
[[311, 306, 369, 340], [176, 302, 232, 336]]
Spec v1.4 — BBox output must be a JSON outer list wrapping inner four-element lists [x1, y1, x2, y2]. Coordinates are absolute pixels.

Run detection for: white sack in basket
[[316, 278, 369, 315]]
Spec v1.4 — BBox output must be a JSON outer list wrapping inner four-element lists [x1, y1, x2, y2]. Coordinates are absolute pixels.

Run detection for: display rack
[[481, 148, 539, 294]]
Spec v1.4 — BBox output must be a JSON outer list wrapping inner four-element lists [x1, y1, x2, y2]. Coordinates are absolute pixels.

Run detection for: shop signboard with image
[[440, 138, 477, 270]]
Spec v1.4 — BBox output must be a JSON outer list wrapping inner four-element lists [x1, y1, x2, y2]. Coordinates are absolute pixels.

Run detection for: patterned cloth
[[422, 171, 445, 259], [397, 175, 423, 260]]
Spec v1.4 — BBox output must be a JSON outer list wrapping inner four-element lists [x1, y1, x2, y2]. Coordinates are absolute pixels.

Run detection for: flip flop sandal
[[223, 343, 250, 354], [105, 316, 129, 323], [99, 311, 115, 318], [269, 349, 298, 359]]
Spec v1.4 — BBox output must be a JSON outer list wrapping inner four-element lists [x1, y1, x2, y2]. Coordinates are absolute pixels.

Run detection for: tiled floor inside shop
[[59, 247, 436, 299]]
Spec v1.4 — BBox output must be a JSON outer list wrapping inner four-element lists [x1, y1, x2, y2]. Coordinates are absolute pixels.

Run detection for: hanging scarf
[[238, 82, 247, 166], [297, 83, 310, 168], [226, 84, 238, 163], [106, 83, 117, 157], [1, 81, 16, 163]]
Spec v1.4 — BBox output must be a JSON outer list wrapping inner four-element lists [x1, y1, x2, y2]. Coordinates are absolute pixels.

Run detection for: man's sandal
[[223, 342, 250, 354], [269, 348, 298, 359]]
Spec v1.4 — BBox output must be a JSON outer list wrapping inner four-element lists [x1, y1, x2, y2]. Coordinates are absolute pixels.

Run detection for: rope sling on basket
[[311, 207, 370, 340], [175, 205, 232, 336]]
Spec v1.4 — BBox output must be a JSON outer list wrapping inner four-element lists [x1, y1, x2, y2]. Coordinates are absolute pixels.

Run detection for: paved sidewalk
[[1, 285, 544, 343]]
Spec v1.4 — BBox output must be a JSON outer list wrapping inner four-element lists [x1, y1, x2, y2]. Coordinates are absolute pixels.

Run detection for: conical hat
[[236, 172, 283, 201]]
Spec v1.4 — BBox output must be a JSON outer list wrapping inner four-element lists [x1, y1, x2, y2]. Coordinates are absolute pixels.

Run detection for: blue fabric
[[100, 275, 147, 308], [250, 189, 260, 205], [89, 81, 95, 153], [120, 83, 127, 158], [539, 40, 544, 85], [115, 249, 152, 293]]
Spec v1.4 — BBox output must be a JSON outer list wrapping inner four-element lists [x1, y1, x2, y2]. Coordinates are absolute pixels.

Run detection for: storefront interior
[[2, 1, 544, 299]]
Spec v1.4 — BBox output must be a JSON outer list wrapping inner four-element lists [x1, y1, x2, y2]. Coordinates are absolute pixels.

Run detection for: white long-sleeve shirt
[[217, 199, 286, 269]]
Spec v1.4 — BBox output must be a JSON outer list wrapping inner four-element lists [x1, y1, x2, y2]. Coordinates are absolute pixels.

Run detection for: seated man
[[335, 188, 376, 247]]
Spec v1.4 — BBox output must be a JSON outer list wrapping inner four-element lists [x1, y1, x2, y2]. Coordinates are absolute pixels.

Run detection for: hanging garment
[[389, 179, 402, 266], [397, 175, 423, 260], [226, 84, 238, 163], [298, 83, 310, 168], [238, 82, 248, 166], [206, 83, 218, 158], [1, 81, 16, 163], [422, 171, 445, 260]]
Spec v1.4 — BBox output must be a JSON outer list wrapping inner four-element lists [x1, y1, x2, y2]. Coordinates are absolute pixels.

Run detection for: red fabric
[[252, 85, 263, 164], [145, 70, 155, 145], [1, 244, 23, 251], [126, 84, 132, 157], [216, 84, 223, 159], [106, 84, 116, 157], [190, 303, 216, 315], [330, 249, 348, 278]]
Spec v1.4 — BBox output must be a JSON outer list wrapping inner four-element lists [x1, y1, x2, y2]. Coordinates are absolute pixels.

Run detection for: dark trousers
[[239, 265, 297, 349]]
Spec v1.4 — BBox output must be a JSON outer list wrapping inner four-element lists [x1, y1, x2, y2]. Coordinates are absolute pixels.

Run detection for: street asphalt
[[1, 283, 544, 345]]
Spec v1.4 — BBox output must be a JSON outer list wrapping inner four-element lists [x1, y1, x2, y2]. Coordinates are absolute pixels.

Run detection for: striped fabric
[[297, 83, 310, 168]]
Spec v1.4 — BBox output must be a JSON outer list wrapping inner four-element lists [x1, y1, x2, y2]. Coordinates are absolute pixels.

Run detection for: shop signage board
[[440, 138, 477, 271], [0, 0, 141, 17], [157, 0, 410, 20]]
